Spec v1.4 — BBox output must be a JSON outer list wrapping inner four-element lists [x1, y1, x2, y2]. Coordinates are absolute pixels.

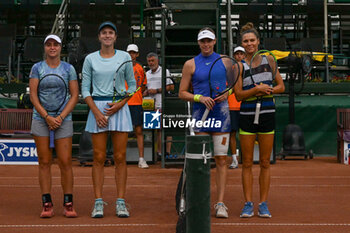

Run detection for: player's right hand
[[255, 83, 273, 95], [94, 111, 108, 128], [199, 96, 215, 110], [46, 116, 61, 130]]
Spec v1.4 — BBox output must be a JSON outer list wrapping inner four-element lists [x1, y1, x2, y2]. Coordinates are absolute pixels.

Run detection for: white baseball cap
[[127, 44, 139, 52], [234, 46, 245, 54], [197, 30, 216, 41], [44, 34, 62, 44]]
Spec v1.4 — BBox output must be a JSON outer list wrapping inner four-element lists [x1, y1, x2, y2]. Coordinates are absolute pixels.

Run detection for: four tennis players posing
[[29, 21, 284, 219]]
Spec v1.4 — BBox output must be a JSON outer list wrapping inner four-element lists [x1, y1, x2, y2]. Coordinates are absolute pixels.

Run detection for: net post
[[185, 135, 211, 233]]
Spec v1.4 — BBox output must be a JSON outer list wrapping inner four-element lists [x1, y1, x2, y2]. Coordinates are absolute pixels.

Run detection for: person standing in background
[[228, 46, 245, 169], [126, 44, 149, 168], [144, 52, 174, 159]]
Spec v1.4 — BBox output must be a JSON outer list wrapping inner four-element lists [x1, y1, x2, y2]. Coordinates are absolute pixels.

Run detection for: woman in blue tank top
[[234, 22, 285, 218], [179, 27, 230, 218]]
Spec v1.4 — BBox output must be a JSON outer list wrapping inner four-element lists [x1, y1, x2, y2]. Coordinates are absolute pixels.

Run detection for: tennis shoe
[[240, 202, 254, 218], [40, 202, 54, 218], [214, 202, 228, 218], [229, 155, 238, 169], [229, 160, 238, 169], [63, 202, 77, 218], [138, 158, 149, 169], [258, 201, 272, 218], [116, 199, 130, 218], [91, 199, 107, 218]]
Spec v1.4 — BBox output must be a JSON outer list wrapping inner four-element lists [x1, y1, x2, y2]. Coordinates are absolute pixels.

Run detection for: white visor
[[127, 44, 139, 52], [44, 35, 62, 44], [197, 30, 216, 41], [234, 46, 245, 54]]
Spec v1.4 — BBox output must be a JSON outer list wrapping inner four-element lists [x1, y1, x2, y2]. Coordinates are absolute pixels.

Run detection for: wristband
[[59, 115, 64, 121], [194, 94, 202, 102], [228, 89, 233, 95], [44, 114, 49, 119]]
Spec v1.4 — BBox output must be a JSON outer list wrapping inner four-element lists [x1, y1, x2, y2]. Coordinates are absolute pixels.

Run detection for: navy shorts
[[230, 110, 240, 132], [129, 105, 143, 126]]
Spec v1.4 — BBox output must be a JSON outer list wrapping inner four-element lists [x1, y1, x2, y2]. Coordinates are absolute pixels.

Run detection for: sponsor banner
[[0, 139, 38, 165]]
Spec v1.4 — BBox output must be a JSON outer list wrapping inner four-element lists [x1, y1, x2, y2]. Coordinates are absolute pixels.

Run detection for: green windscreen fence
[[275, 95, 350, 155]]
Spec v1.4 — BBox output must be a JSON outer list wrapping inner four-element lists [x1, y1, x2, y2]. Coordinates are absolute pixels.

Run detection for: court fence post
[[185, 135, 211, 233]]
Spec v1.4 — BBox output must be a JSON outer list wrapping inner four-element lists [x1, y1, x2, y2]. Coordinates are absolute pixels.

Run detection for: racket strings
[[112, 60, 145, 102], [38, 74, 67, 112], [208, 56, 240, 99], [113, 60, 133, 98]]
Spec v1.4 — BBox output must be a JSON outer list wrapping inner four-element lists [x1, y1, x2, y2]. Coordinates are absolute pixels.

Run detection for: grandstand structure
[[0, 0, 350, 166]]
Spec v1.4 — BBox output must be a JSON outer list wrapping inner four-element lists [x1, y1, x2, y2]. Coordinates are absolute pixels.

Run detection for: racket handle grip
[[187, 102, 195, 136], [179, 197, 186, 213], [201, 108, 210, 122], [254, 102, 261, 125], [49, 130, 55, 148]]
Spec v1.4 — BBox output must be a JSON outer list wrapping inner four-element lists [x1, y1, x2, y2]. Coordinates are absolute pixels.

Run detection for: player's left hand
[[105, 102, 124, 116], [46, 116, 61, 130], [214, 91, 229, 103]]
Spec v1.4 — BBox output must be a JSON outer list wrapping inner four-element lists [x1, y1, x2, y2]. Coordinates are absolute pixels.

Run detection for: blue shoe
[[240, 202, 254, 218], [258, 201, 271, 218], [116, 199, 130, 218], [91, 198, 107, 218]]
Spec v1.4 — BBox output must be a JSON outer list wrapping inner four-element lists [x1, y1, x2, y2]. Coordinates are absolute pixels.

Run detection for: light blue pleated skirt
[[85, 99, 133, 133]]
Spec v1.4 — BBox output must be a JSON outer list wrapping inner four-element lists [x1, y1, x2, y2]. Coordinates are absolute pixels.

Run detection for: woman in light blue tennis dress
[[81, 21, 136, 218]]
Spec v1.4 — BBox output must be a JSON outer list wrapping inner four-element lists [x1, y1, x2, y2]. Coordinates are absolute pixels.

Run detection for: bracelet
[[44, 114, 49, 119], [59, 115, 64, 121], [228, 89, 233, 95], [193, 94, 202, 102]]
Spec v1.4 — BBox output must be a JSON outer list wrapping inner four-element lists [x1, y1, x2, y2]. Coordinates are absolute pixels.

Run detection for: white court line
[[1, 223, 350, 228], [0, 176, 137, 179], [1, 184, 350, 188], [213, 223, 350, 226], [0, 184, 166, 188], [2, 176, 350, 179], [0, 224, 159, 228]]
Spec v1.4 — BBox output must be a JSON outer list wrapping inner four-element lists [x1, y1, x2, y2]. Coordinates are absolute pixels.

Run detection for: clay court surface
[[0, 156, 349, 233]]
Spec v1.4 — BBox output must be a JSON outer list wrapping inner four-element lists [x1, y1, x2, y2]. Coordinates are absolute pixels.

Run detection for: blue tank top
[[192, 52, 226, 98], [191, 52, 230, 133]]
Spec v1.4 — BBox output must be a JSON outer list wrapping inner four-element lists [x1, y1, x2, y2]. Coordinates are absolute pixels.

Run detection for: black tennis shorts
[[239, 112, 275, 134]]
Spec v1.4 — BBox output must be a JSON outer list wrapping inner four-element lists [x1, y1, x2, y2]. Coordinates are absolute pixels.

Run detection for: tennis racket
[[200, 55, 240, 122], [105, 60, 145, 120], [248, 49, 278, 125], [37, 74, 68, 148]]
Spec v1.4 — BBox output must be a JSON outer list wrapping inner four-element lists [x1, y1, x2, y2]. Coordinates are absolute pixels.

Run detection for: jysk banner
[[0, 139, 38, 165]]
